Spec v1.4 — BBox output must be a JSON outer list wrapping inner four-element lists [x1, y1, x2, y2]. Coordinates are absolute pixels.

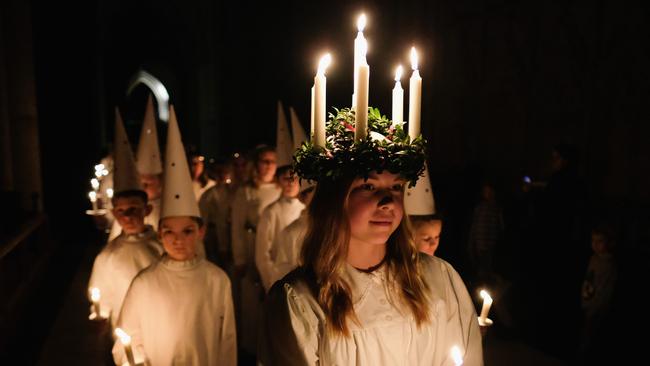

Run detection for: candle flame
[[102, 169, 109, 176], [451, 345, 463, 365], [95, 164, 104, 172], [90, 287, 101, 302], [410, 47, 418, 70], [395, 65, 403, 81], [95, 170, 102, 178], [480, 289, 493, 304], [106, 188, 114, 199], [91, 178, 100, 190], [88, 191, 97, 202], [357, 14, 366, 32], [115, 328, 132, 345], [317, 53, 332, 76]]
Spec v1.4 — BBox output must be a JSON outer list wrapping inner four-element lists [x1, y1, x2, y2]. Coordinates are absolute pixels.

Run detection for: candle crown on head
[[293, 107, 426, 186]]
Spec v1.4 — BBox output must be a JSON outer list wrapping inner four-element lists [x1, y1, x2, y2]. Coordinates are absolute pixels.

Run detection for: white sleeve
[[255, 207, 277, 291], [88, 251, 113, 318], [230, 187, 247, 266], [217, 278, 238, 366], [273, 227, 297, 284], [258, 282, 319, 366], [112, 278, 146, 366]]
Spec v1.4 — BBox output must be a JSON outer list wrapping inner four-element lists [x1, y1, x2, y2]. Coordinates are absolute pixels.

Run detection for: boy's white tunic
[[88, 225, 164, 327], [113, 255, 237, 366], [259, 255, 483, 366], [255, 196, 305, 291], [199, 184, 238, 259], [271, 209, 308, 285]]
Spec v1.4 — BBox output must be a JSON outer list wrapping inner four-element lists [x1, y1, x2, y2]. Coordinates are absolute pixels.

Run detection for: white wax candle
[[115, 328, 136, 366], [451, 345, 463, 365], [314, 53, 331, 148], [310, 86, 315, 142], [354, 38, 369, 141], [479, 289, 493, 324], [353, 14, 366, 108], [90, 287, 101, 318], [88, 191, 98, 212], [408, 47, 422, 140], [392, 65, 404, 125]]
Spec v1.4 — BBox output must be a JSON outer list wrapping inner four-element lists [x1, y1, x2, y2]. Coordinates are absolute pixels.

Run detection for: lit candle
[[115, 328, 136, 366], [91, 178, 100, 191], [310, 85, 315, 141], [90, 287, 101, 319], [408, 47, 422, 140], [354, 37, 369, 141], [88, 191, 98, 212], [106, 188, 114, 199], [313, 53, 331, 148], [353, 13, 367, 108], [392, 65, 404, 125], [451, 345, 463, 365], [479, 289, 493, 325]]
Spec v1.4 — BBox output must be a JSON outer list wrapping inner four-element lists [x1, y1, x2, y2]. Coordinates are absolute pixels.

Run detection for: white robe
[[88, 225, 164, 328], [272, 209, 308, 285], [113, 255, 237, 366], [107, 198, 161, 241], [198, 183, 238, 261], [230, 182, 281, 353], [256, 196, 305, 291], [259, 255, 483, 366]]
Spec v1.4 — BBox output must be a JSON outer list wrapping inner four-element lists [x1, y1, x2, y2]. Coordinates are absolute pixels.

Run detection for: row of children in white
[[311, 13, 423, 146]]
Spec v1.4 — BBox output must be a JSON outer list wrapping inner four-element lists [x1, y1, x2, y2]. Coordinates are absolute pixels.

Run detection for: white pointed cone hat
[[136, 94, 163, 175], [290, 106, 308, 151], [289, 107, 315, 193], [404, 162, 436, 215], [160, 105, 200, 219], [276, 100, 293, 167], [113, 107, 143, 193]]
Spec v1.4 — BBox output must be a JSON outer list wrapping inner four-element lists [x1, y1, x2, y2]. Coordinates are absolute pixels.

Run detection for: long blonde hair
[[300, 175, 430, 336]]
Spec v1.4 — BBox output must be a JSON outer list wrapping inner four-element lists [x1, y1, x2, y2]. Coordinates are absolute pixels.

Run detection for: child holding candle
[[113, 106, 236, 366], [259, 108, 482, 366], [88, 109, 164, 327]]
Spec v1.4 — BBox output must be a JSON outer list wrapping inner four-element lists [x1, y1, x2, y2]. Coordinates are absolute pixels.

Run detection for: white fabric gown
[[230, 182, 281, 353], [270, 209, 308, 286], [255, 196, 305, 291], [113, 255, 237, 366], [199, 183, 238, 263], [259, 255, 483, 366], [88, 225, 164, 327]]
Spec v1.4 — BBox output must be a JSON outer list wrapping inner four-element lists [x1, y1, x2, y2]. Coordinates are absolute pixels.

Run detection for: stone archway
[[126, 70, 170, 122]]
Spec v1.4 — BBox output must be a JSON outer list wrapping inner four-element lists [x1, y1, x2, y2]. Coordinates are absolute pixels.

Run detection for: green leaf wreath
[[293, 107, 426, 186]]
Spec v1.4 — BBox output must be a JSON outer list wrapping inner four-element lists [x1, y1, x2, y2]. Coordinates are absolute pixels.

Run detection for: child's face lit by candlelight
[[159, 217, 205, 261]]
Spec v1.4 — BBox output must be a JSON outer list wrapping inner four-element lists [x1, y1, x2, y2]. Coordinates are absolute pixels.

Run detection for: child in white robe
[[255, 165, 304, 291], [113, 105, 236, 366]]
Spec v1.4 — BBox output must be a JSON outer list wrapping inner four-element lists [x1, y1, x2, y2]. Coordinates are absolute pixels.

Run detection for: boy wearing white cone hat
[[113, 106, 236, 366], [254, 101, 305, 292], [107, 95, 164, 241], [405, 163, 443, 256], [87, 108, 164, 328]]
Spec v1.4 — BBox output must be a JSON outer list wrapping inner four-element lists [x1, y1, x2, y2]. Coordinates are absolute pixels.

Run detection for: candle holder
[[86, 208, 108, 216], [478, 316, 493, 338]]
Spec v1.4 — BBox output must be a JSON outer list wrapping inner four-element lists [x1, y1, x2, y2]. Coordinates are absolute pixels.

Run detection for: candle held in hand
[[479, 289, 493, 325], [115, 328, 136, 366]]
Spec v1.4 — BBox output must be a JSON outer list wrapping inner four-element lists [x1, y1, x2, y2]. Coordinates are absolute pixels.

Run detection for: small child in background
[[578, 225, 617, 363], [411, 214, 443, 256]]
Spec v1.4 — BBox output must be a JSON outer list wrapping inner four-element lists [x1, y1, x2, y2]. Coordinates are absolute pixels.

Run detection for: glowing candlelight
[[91, 178, 100, 191], [115, 328, 136, 366], [88, 191, 98, 212], [354, 37, 369, 141], [353, 13, 367, 107], [408, 47, 422, 140], [392, 65, 404, 125], [90, 287, 101, 319], [479, 289, 493, 325], [313, 53, 331, 147], [451, 345, 463, 365], [106, 188, 114, 199]]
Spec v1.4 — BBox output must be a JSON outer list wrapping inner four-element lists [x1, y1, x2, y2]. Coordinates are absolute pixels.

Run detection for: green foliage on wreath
[[293, 107, 426, 186]]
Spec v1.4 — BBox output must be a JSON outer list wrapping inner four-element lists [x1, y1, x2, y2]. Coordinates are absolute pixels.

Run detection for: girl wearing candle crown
[[113, 106, 236, 366], [259, 108, 483, 366]]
